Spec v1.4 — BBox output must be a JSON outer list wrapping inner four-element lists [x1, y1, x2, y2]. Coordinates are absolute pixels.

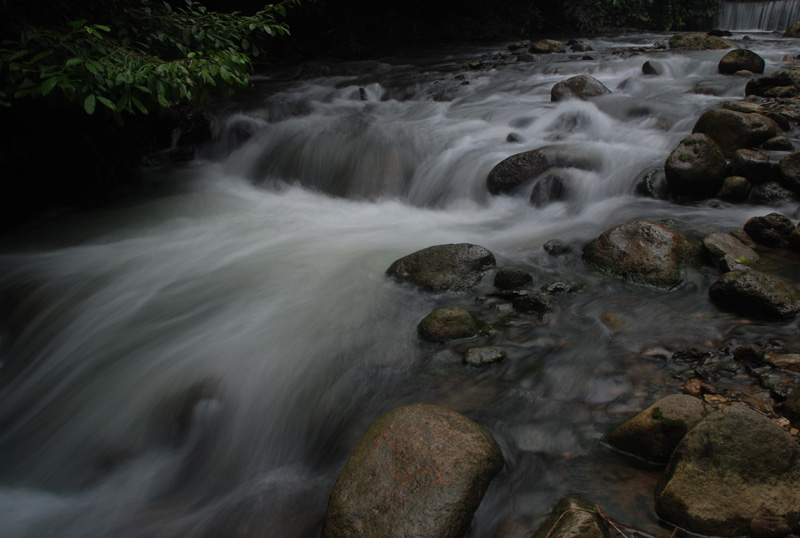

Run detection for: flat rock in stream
[[322, 403, 504, 538], [702, 232, 759, 272], [709, 269, 800, 319], [669, 33, 737, 50], [604, 394, 708, 463], [582, 220, 691, 290], [655, 405, 800, 536], [418, 307, 479, 342], [386, 244, 496, 292]]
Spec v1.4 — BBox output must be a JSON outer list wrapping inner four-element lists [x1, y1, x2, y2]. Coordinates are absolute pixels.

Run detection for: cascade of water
[[716, 0, 800, 31]]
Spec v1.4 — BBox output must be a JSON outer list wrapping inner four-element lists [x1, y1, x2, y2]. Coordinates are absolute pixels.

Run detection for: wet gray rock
[[543, 239, 571, 255], [692, 109, 782, 157], [717, 176, 752, 202], [763, 136, 794, 151], [531, 497, 609, 538], [750, 517, 793, 538], [642, 60, 665, 76], [733, 343, 766, 366], [746, 68, 800, 98], [709, 269, 800, 319], [655, 405, 800, 537], [583, 220, 691, 290], [777, 152, 800, 193], [512, 294, 552, 314], [669, 33, 737, 50], [570, 42, 593, 53], [718, 49, 765, 75], [702, 232, 759, 271], [530, 168, 578, 206], [664, 133, 727, 197], [551, 75, 611, 102], [530, 39, 565, 54], [743, 213, 796, 248], [749, 181, 798, 205], [494, 268, 532, 290], [386, 244, 496, 293], [730, 148, 772, 184], [464, 346, 507, 367], [487, 145, 601, 194], [418, 307, 479, 342], [323, 404, 504, 538], [604, 394, 708, 463]]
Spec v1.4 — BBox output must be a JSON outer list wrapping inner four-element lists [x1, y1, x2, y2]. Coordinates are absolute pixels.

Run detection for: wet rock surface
[[323, 404, 504, 538], [582, 220, 691, 289], [709, 270, 800, 319], [655, 405, 800, 537], [551, 75, 612, 102], [386, 243, 496, 292], [531, 497, 609, 538]]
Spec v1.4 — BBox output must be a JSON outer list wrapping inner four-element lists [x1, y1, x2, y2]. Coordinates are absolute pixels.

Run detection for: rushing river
[[2, 32, 800, 538]]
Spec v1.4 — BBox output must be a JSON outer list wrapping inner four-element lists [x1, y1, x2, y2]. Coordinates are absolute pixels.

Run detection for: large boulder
[[746, 68, 800, 98], [604, 394, 708, 463], [322, 404, 504, 538], [669, 33, 737, 51], [709, 269, 800, 319], [551, 75, 611, 102], [749, 181, 798, 205], [530, 168, 578, 207], [692, 109, 782, 157], [655, 405, 800, 536], [531, 497, 609, 538], [582, 220, 691, 290], [487, 145, 602, 194], [718, 49, 765, 75], [418, 307, 479, 343], [386, 244, 496, 293], [702, 232, 759, 272], [664, 133, 727, 197], [777, 151, 800, 193], [743, 213, 796, 248]]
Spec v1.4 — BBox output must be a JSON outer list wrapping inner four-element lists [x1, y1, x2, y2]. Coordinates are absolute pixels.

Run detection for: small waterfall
[[716, 0, 800, 31]]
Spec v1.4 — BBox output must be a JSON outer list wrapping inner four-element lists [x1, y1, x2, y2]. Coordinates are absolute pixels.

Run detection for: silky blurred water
[[2, 33, 800, 538]]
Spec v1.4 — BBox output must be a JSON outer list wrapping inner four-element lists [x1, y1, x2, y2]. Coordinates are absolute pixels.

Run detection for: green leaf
[[84, 94, 96, 114], [131, 96, 149, 114], [41, 77, 59, 96], [97, 95, 116, 110], [66, 57, 85, 67], [8, 50, 30, 61], [31, 50, 55, 63]]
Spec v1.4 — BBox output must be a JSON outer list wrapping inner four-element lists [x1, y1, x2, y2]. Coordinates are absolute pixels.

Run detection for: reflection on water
[[2, 33, 800, 537]]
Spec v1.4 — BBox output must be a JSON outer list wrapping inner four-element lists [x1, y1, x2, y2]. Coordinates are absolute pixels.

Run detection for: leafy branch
[[0, 0, 304, 122]]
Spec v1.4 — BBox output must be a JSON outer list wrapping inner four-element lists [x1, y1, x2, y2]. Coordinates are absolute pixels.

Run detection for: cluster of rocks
[[320, 33, 800, 538]]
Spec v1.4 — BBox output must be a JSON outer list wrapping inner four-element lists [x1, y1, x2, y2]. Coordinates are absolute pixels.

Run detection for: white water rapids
[[2, 33, 800, 537]]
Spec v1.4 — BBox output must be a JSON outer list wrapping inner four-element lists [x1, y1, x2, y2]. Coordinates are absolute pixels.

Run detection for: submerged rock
[[664, 133, 727, 197], [604, 394, 708, 463], [487, 145, 601, 195], [530, 168, 578, 206], [718, 49, 765, 75], [418, 307, 479, 342], [494, 268, 532, 290], [692, 109, 781, 157], [464, 346, 507, 367], [655, 405, 800, 536], [709, 270, 800, 319], [551, 75, 611, 102], [386, 244, 496, 292], [582, 220, 691, 290], [323, 404, 504, 538], [531, 497, 609, 538]]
